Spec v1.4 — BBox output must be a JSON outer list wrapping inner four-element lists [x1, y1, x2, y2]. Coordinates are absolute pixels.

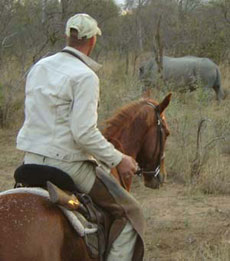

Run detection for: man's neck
[[75, 46, 89, 56]]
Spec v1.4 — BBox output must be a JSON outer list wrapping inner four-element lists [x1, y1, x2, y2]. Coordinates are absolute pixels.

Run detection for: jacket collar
[[63, 46, 102, 72]]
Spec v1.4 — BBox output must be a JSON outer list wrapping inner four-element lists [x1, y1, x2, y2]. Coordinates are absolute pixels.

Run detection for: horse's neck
[[118, 121, 148, 159], [111, 123, 148, 192]]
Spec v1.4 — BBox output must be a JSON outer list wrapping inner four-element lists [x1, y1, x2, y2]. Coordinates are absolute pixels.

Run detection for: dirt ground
[[132, 178, 230, 261], [1, 129, 230, 261]]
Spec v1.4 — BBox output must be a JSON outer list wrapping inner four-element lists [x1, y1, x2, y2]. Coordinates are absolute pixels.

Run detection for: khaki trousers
[[24, 152, 144, 261]]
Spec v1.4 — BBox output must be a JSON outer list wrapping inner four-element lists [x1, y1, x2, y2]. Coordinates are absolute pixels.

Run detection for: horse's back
[[0, 193, 90, 261]]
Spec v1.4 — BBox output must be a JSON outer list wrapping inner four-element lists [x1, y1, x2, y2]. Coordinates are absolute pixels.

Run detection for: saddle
[[14, 164, 110, 260]]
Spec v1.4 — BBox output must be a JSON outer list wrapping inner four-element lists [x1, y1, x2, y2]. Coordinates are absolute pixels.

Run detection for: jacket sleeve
[[70, 71, 123, 168]]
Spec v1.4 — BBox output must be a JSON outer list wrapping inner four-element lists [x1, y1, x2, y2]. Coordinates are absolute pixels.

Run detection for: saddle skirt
[[0, 187, 98, 237]]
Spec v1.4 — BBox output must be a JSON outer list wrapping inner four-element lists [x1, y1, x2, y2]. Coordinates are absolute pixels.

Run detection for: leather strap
[[61, 49, 87, 66]]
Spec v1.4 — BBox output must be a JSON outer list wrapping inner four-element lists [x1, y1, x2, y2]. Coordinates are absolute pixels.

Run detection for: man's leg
[[107, 221, 137, 261], [89, 170, 145, 261]]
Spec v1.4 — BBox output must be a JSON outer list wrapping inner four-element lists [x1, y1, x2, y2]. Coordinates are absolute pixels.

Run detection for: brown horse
[[104, 94, 171, 191], [0, 94, 171, 261]]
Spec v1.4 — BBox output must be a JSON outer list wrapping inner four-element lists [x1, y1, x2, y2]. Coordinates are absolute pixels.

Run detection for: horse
[[0, 93, 171, 261]]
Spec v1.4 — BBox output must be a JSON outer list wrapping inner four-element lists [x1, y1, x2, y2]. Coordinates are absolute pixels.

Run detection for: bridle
[[136, 102, 165, 183]]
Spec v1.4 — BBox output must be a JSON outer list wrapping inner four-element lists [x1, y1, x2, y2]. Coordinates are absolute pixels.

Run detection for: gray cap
[[65, 13, 102, 39]]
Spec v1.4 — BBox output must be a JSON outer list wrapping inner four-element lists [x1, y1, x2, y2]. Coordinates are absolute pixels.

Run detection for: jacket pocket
[[56, 101, 72, 124]]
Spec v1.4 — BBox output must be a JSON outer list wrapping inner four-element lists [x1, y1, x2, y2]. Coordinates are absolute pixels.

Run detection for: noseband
[[136, 102, 164, 182]]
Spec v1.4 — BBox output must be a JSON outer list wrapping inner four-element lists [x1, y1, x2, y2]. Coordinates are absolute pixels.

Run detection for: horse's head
[[103, 93, 171, 191], [136, 93, 171, 189]]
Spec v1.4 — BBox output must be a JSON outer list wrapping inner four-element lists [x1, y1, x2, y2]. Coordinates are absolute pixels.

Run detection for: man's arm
[[70, 72, 123, 168]]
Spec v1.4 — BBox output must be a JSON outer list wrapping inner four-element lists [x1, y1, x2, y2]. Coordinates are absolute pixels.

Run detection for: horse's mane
[[102, 98, 158, 139]]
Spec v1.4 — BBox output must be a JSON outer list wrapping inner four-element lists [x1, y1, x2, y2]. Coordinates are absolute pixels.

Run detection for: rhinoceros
[[139, 56, 224, 101]]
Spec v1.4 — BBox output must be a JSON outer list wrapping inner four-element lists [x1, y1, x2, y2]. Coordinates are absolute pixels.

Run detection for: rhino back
[[164, 56, 218, 87], [163, 56, 197, 84], [140, 56, 220, 88]]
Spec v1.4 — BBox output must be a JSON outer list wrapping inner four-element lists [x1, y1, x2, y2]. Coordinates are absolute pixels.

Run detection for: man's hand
[[116, 154, 138, 180]]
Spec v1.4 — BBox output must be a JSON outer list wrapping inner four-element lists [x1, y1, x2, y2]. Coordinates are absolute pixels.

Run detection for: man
[[16, 13, 145, 260]]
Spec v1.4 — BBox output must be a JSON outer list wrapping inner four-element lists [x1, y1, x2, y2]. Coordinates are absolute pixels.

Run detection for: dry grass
[[0, 129, 24, 190], [2, 56, 230, 196], [165, 85, 230, 194], [175, 242, 230, 261], [1, 56, 230, 260], [98, 54, 142, 123], [98, 58, 230, 196]]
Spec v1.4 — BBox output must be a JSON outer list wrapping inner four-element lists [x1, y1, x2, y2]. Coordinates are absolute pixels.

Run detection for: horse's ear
[[158, 93, 172, 114]]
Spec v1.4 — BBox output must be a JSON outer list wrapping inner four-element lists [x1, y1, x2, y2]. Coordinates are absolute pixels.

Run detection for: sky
[[115, 0, 125, 5]]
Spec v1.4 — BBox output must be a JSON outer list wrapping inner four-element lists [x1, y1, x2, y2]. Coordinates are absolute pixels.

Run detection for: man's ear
[[89, 36, 96, 47], [86, 36, 97, 56]]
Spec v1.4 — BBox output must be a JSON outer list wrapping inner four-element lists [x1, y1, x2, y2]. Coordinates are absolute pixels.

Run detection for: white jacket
[[17, 46, 123, 168]]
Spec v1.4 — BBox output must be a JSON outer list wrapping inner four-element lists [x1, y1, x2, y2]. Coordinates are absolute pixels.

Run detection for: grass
[[2, 54, 230, 196], [1, 55, 230, 261], [163, 72, 230, 194], [98, 58, 230, 197]]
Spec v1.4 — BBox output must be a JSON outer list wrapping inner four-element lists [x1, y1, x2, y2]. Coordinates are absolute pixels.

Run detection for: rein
[[136, 102, 164, 182]]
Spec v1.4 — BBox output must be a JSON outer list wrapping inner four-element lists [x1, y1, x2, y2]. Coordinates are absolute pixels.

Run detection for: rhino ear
[[158, 93, 172, 114]]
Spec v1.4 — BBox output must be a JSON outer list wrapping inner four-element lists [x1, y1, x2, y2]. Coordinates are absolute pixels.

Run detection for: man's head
[[65, 13, 101, 56]]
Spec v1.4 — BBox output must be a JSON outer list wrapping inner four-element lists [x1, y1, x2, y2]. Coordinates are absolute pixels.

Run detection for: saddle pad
[[0, 187, 97, 236]]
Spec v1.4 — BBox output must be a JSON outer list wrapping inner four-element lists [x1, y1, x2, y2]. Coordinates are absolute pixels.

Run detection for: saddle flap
[[46, 181, 107, 260]]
